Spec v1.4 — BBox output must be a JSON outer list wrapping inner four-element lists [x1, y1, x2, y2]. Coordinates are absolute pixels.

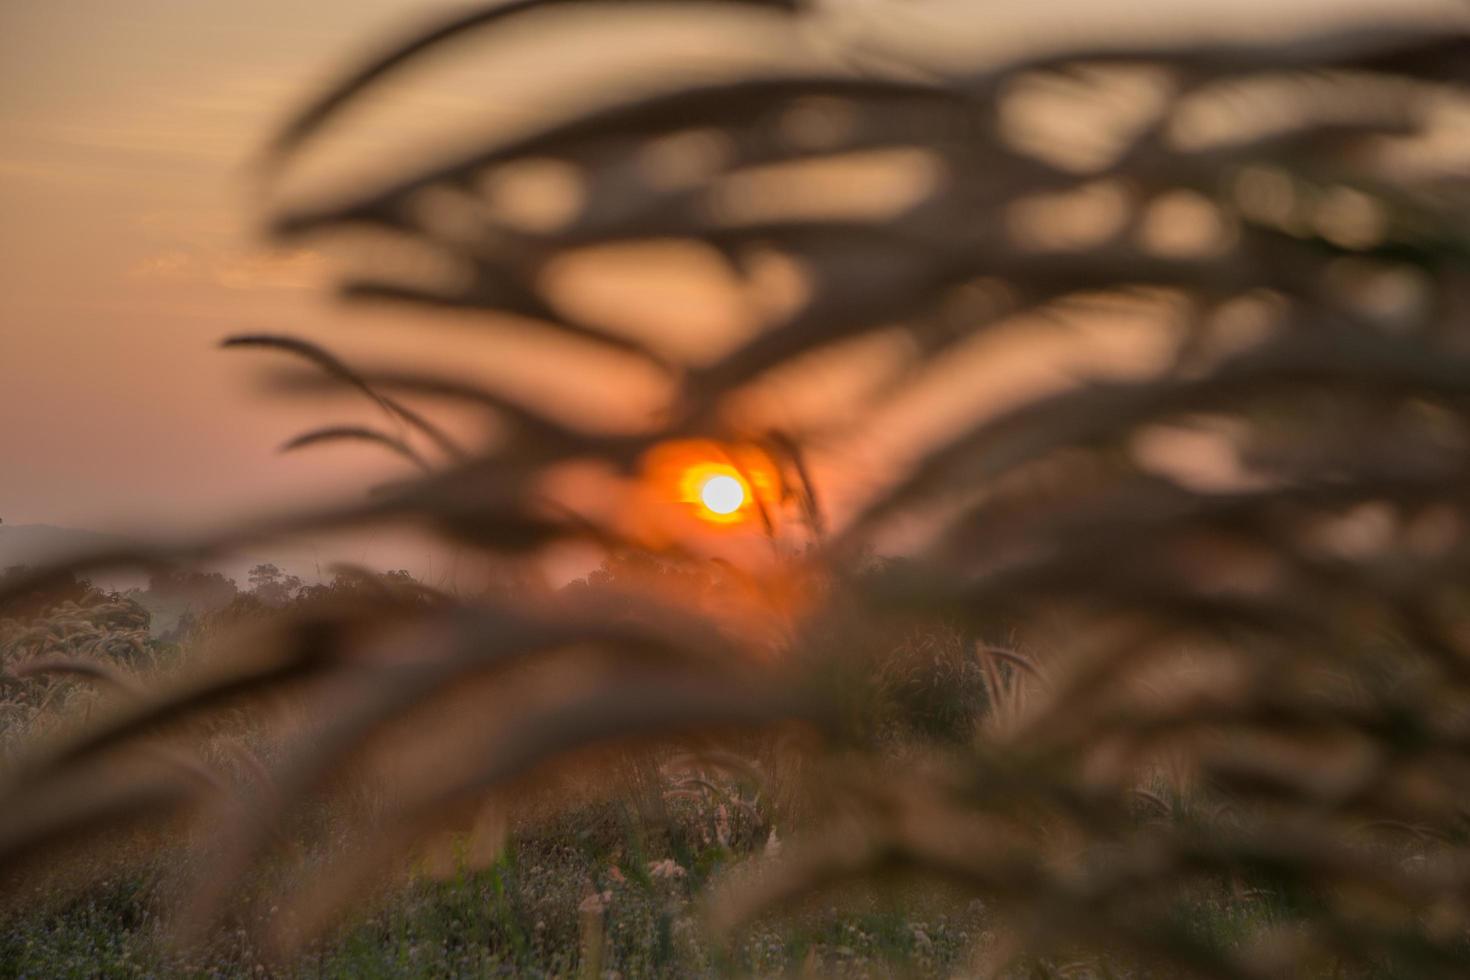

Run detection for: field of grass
[[0, 754, 1331, 979], [4, 577, 998, 978], [1, 798, 991, 978], [2, 575, 1453, 979]]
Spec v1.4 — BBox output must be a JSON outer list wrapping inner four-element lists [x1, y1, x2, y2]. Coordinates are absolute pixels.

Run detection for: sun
[[640, 439, 779, 528], [699, 474, 746, 515], [679, 461, 753, 524]]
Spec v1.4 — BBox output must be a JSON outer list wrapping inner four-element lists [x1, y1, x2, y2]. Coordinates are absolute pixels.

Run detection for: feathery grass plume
[[8, 1, 1470, 976], [279, 424, 437, 472], [223, 333, 468, 461], [257, 0, 804, 178]]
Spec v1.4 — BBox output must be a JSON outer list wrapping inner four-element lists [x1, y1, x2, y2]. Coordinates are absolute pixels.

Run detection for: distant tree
[[295, 567, 434, 606], [247, 563, 303, 606], [0, 564, 96, 623], [195, 592, 269, 634], [566, 551, 718, 601], [146, 569, 238, 608], [161, 609, 198, 645]]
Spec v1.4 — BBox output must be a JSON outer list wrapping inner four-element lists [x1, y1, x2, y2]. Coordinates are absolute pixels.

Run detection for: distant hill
[[0, 523, 147, 592], [0, 523, 312, 638], [0, 523, 322, 594]]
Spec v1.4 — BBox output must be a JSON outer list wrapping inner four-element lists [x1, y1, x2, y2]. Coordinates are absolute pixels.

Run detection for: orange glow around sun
[[642, 439, 781, 527]]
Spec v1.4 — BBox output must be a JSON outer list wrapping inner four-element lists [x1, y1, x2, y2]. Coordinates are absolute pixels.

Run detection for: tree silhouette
[[246, 563, 302, 606]]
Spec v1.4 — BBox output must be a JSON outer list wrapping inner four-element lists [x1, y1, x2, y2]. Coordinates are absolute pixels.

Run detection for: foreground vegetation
[[2, 800, 986, 979], [4, 566, 994, 978], [1, 567, 1456, 978]]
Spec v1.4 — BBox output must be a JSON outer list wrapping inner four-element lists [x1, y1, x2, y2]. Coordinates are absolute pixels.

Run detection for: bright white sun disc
[[700, 474, 745, 515]]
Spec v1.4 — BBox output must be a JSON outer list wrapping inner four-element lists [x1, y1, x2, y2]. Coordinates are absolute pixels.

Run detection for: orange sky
[[0, 1, 823, 545], [6, 0, 1465, 573], [1, 1, 424, 535], [0, 0, 894, 578], [0, 0, 876, 587]]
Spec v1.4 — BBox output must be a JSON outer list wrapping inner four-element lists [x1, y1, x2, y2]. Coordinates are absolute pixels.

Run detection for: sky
[[0, 1, 799, 540], [0, 0, 852, 582], [3, 0, 1466, 577], [0, 1, 422, 534]]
